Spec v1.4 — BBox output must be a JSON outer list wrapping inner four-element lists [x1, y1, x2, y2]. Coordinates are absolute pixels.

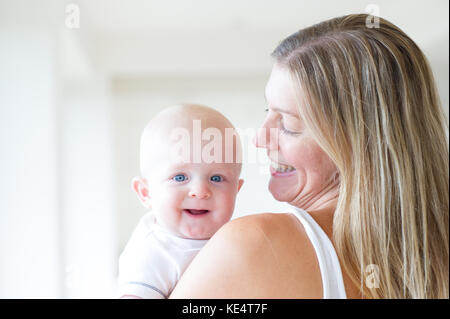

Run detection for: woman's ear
[[237, 179, 244, 192], [131, 176, 151, 208]]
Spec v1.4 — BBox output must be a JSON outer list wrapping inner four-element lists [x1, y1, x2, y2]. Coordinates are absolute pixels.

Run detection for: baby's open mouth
[[183, 209, 210, 215]]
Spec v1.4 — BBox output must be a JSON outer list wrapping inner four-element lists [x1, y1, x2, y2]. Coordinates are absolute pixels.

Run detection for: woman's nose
[[188, 183, 211, 199]]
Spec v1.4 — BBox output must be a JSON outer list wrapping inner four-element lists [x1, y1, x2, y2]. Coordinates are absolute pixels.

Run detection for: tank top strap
[[290, 207, 347, 299]]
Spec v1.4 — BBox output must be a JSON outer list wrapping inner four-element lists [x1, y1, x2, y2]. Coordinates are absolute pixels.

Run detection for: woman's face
[[254, 64, 339, 210]]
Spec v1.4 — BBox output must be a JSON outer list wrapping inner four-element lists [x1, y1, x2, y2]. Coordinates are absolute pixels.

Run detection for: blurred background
[[0, 0, 448, 298]]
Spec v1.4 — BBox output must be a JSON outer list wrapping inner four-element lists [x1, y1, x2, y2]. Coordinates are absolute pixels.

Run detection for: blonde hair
[[272, 14, 449, 298]]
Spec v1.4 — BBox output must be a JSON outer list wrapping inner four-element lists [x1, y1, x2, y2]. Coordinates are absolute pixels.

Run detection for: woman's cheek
[[283, 139, 312, 167], [285, 136, 327, 169]]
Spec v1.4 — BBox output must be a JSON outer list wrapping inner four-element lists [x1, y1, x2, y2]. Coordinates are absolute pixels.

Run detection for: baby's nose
[[188, 183, 211, 199]]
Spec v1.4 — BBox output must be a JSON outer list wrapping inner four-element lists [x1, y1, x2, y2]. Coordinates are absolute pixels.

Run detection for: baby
[[117, 104, 244, 299]]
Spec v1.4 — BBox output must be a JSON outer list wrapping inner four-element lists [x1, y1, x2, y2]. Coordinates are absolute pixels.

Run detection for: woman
[[170, 14, 449, 298]]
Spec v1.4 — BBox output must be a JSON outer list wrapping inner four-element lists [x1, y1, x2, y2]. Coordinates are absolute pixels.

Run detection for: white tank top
[[291, 207, 347, 298]]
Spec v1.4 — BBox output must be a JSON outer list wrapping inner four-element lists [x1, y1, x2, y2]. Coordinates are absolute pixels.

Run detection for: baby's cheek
[[155, 188, 183, 217], [218, 192, 237, 220]]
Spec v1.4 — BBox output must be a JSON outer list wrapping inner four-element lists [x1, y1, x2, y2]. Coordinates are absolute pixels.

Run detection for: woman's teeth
[[271, 161, 296, 173]]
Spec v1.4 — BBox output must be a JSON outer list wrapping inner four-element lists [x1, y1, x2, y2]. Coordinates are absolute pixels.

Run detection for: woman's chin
[[268, 174, 298, 202]]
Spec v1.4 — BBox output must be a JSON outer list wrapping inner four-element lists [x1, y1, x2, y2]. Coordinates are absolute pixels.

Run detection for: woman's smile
[[269, 161, 297, 176]]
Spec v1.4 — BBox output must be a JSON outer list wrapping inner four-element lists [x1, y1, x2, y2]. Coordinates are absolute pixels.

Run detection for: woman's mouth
[[270, 161, 296, 176]]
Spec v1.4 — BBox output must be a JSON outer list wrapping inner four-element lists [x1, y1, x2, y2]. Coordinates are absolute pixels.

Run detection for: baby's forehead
[[140, 105, 242, 175], [141, 121, 240, 160], [141, 124, 237, 158], [142, 113, 232, 144]]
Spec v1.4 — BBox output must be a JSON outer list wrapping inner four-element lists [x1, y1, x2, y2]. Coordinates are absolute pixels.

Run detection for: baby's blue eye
[[173, 174, 187, 182], [210, 175, 223, 182]]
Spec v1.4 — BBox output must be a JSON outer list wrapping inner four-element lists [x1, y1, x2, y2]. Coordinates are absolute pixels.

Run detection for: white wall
[[0, 1, 117, 298], [61, 78, 116, 298], [0, 1, 62, 298]]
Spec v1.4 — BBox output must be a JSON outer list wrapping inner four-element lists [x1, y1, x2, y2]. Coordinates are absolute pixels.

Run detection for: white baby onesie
[[117, 212, 208, 298]]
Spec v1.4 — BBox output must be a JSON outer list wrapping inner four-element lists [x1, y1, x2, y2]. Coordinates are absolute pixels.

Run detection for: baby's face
[[136, 105, 244, 239], [146, 160, 243, 239]]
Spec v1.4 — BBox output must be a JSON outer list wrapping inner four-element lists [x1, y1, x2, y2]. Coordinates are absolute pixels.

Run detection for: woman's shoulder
[[225, 212, 318, 249], [230, 211, 294, 227], [224, 212, 310, 247], [220, 212, 294, 238], [169, 212, 322, 298]]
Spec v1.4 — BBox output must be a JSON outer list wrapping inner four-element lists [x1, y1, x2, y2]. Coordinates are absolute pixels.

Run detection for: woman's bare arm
[[169, 213, 322, 299]]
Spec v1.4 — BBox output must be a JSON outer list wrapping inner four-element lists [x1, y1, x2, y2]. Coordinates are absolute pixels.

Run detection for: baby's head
[[132, 104, 244, 239]]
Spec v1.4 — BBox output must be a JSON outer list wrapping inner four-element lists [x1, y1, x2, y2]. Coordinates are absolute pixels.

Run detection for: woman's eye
[[279, 118, 301, 136], [173, 174, 187, 182], [210, 175, 223, 182], [280, 125, 296, 135]]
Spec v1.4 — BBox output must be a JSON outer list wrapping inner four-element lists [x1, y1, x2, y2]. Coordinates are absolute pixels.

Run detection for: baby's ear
[[237, 179, 244, 192], [131, 176, 151, 208]]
